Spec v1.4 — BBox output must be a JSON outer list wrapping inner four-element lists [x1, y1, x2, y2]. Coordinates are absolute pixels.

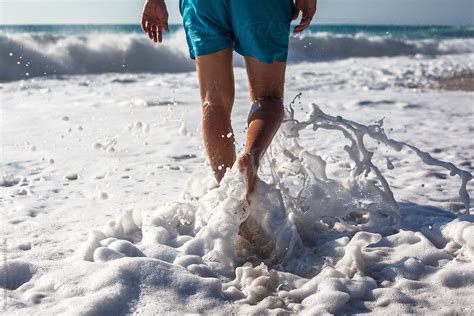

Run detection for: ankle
[[240, 151, 259, 168]]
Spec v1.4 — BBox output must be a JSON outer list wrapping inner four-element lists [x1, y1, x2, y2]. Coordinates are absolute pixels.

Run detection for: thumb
[[162, 19, 169, 32], [158, 9, 169, 32]]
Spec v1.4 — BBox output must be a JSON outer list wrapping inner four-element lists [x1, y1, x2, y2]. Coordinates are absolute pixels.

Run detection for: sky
[[0, 0, 473, 26]]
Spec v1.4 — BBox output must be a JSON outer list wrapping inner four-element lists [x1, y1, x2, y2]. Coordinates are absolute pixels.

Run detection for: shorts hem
[[234, 47, 288, 64], [189, 43, 233, 60]]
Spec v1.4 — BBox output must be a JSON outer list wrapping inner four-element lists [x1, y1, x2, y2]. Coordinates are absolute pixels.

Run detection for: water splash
[[76, 94, 473, 314], [268, 93, 471, 224], [80, 93, 472, 269]]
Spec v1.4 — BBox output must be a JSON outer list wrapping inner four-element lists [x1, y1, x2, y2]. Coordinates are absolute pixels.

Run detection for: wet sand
[[438, 74, 474, 91]]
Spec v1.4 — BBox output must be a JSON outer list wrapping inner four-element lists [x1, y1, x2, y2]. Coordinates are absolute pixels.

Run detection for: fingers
[[293, 7, 316, 34], [141, 2, 168, 43], [151, 24, 157, 43], [159, 12, 170, 32], [142, 21, 165, 43], [141, 14, 153, 40], [294, 15, 312, 33], [141, 14, 168, 43], [147, 22, 154, 41], [157, 10, 168, 42], [158, 25, 163, 43]]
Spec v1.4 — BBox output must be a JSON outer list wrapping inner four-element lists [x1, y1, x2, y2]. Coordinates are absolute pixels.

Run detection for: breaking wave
[[288, 32, 474, 61], [1, 30, 473, 82]]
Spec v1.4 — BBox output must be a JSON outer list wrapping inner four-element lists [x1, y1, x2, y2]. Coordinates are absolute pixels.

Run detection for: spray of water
[[77, 94, 473, 312], [269, 93, 471, 219]]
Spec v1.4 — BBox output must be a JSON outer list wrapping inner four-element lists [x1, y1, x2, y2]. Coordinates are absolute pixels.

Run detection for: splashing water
[[76, 94, 473, 313], [266, 93, 472, 234]]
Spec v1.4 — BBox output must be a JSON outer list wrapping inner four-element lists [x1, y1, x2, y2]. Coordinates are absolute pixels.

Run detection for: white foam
[[2, 31, 474, 81], [288, 33, 474, 62], [0, 31, 193, 81], [2, 51, 473, 314], [62, 95, 473, 314]]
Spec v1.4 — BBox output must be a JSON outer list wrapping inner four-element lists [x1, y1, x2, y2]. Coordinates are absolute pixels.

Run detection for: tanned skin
[[141, 0, 318, 196]]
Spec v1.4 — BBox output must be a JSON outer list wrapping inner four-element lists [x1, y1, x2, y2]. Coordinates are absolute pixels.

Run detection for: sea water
[[1, 24, 474, 81], [2, 23, 473, 314]]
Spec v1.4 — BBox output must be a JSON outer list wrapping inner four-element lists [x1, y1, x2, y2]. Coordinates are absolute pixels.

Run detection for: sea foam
[[73, 96, 472, 313], [2, 30, 474, 82]]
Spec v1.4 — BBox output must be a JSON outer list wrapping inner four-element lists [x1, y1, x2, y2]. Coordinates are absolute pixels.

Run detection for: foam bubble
[[68, 97, 473, 314]]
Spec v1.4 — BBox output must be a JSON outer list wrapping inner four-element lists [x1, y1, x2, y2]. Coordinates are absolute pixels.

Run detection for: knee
[[256, 95, 284, 108], [202, 101, 233, 125], [247, 95, 284, 124], [202, 96, 233, 118], [201, 91, 234, 111], [259, 96, 284, 119]]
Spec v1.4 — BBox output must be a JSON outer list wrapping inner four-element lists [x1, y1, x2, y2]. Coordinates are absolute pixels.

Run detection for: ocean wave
[[0, 31, 194, 82], [1, 31, 473, 82], [288, 32, 474, 61]]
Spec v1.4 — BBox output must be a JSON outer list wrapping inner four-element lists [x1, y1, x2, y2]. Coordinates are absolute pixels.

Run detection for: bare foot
[[237, 152, 258, 197], [238, 213, 275, 259], [237, 155, 276, 259]]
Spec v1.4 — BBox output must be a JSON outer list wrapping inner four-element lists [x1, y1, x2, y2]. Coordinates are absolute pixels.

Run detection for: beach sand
[[437, 74, 474, 91]]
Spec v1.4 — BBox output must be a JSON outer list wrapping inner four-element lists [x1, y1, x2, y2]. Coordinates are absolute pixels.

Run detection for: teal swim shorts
[[179, 0, 294, 64]]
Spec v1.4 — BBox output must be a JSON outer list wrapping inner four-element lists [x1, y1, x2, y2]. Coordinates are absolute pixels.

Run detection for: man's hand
[[293, 0, 317, 34], [141, 0, 169, 43]]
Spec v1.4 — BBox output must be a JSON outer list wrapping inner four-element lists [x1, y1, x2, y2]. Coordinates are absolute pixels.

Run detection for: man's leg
[[238, 57, 286, 194], [195, 48, 236, 182]]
